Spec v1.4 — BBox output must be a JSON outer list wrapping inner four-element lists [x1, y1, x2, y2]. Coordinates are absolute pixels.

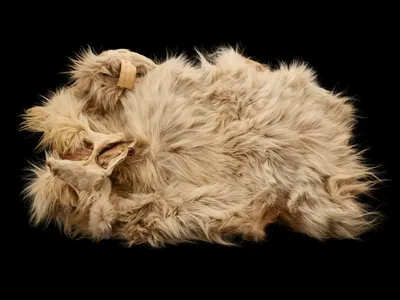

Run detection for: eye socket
[[100, 71, 116, 80], [136, 66, 147, 78], [99, 65, 114, 77]]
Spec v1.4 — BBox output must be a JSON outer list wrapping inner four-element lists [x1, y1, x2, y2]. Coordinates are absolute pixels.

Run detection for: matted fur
[[20, 47, 380, 247]]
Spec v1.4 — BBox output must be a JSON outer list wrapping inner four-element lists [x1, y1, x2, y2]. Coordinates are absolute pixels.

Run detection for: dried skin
[[61, 141, 135, 168], [61, 146, 93, 161], [96, 141, 135, 169]]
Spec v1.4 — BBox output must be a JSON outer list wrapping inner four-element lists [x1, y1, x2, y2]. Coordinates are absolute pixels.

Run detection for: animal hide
[[20, 47, 380, 247]]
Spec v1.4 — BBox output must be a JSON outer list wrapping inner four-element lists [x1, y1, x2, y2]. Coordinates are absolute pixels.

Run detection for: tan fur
[[45, 139, 135, 239], [20, 47, 380, 247]]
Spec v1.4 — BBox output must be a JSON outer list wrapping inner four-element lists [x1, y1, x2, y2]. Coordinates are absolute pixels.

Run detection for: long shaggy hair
[[20, 47, 381, 247]]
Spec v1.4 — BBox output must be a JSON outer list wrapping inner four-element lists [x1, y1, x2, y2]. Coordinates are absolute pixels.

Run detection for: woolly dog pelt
[[21, 47, 380, 247]]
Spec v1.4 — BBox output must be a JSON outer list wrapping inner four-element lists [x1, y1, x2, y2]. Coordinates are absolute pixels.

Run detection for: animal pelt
[[20, 47, 381, 247]]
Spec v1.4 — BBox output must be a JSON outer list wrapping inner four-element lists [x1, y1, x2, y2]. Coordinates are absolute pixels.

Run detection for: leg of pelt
[[20, 89, 92, 155], [88, 189, 116, 240], [21, 88, 126, 155], [22, 163, 79, 230], [70, 48, 157, 111], [115, 183, 255, 247], [212, 189, 282, 242], [280, 179, 380, 240]]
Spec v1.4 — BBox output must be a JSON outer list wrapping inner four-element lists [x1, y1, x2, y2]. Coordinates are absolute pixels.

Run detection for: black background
[[11, 5, 398, 273]]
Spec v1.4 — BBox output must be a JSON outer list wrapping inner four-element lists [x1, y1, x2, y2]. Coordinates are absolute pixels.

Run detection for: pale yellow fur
[[21, 47, 380, 247]]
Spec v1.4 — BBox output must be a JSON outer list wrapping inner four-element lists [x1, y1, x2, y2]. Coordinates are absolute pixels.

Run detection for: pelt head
[[21, 48, 155, 156], [46, 139, 136, 193], [69, 48, 157, 111]]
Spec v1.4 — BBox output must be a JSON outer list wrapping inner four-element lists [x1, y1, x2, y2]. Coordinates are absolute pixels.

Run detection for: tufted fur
[[20, 47, 380, 247]]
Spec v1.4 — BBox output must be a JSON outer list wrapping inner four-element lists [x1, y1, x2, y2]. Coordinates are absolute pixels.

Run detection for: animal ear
[[46, 157, 88, 193], [21, 106, 49, 132]]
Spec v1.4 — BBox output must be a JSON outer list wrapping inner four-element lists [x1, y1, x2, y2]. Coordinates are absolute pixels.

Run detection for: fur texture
[[20, 47, 380, 247]]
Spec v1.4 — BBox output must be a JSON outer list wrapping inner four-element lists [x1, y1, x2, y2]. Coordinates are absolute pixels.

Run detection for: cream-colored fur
[[21, 47, 380, 247]]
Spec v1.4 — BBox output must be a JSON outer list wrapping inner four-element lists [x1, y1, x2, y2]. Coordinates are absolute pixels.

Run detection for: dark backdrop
[[12, 6, 398, 269]]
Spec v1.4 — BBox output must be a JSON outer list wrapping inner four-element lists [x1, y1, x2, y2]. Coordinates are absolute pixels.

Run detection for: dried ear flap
[[117, 59, 137, 89]]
